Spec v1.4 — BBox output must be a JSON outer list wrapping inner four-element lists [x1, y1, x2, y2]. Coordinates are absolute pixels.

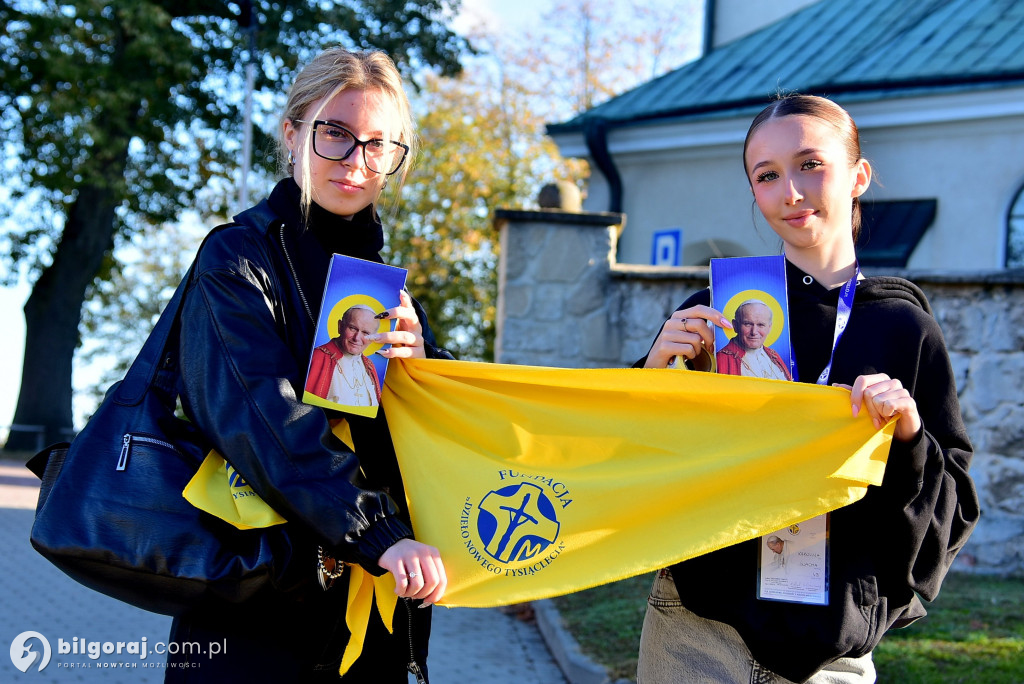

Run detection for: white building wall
[[561, 87, 1024, 271], [856, 114, 1024, 270], [711, 0, 821, 48], [612, 139, 760, 265]]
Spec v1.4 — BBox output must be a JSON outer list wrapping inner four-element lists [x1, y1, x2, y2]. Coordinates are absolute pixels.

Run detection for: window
[[1007, 181, 1024, 268], [856, 199, 937, 268]]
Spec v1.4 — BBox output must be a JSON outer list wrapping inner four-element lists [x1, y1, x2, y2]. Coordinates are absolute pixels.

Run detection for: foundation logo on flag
[[227, 462, 248, 490], [458, 470, 573, 578]]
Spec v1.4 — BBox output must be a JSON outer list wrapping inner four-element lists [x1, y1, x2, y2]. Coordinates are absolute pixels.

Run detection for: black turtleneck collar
[[266, 177, 385, 263], [785, 259, 842, 304], [263, 178, 386, 327]]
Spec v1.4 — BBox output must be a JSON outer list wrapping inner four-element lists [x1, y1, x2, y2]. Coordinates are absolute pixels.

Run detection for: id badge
[[756, 513, 829, 605]]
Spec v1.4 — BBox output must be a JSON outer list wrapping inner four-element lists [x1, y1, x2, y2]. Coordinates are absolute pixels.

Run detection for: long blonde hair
[[277, 48, 415, 216]]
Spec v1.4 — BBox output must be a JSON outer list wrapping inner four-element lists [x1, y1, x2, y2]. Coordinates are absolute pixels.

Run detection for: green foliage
[[386, 66, 582, 360], [554, 572, 1024, 683], [0, 0, 468, 440], [78, 220, 206, 408], [0, 0, 468, 282]]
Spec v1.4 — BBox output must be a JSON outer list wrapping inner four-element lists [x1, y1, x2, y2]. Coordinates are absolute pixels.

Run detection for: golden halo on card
[[721, 290, 786, 348], [326, 294, 389, 356]]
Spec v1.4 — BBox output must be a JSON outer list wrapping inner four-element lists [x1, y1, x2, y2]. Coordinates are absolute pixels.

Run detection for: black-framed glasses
[[295, 119, 409, 176]]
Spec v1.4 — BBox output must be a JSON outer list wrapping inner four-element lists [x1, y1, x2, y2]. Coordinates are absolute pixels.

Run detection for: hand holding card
[[302, 254, 408, 418]]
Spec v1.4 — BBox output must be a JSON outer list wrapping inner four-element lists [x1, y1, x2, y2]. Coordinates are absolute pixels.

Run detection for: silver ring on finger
[[681, 318, 688, 332], [407, 571, 419, 579]]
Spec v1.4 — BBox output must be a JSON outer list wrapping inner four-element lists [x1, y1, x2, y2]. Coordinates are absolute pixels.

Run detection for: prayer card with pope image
[[711, 255, 830, 606], [710, 255, 794, 382], [302, 254, 407, 418]]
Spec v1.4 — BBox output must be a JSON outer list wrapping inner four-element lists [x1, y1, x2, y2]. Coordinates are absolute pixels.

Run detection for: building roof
[[549, 0, 1024, 134]]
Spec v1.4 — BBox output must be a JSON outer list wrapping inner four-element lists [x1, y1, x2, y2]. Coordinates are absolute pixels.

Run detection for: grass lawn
[[551, 571, 1024, 683]]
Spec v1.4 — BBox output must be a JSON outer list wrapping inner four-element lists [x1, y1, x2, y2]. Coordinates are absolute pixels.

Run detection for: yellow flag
[[183, 420, 353, 530], [183, 451, 287, 530], [381, 359, 893, 608]]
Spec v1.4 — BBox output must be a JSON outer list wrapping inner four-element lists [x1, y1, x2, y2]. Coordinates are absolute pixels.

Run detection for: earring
[[288, 150, 295, 166]]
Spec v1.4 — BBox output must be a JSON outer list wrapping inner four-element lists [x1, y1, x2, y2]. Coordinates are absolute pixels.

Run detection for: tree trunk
[[5, 182, 121, 453]]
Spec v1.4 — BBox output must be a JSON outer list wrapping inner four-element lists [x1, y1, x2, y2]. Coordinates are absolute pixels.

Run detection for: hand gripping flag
[[382, 359, 894, 608]]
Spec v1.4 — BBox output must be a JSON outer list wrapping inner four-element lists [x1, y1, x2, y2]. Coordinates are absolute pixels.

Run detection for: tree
[[385, 3, 699, 359], [527, 0, 701, 117], [385, 42, 587, 360], [0, 0, 468, 450], [77, 219, 207, 413]]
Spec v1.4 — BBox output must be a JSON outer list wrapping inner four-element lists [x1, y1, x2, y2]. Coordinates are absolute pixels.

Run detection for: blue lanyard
[[792, 264, 860, 386]]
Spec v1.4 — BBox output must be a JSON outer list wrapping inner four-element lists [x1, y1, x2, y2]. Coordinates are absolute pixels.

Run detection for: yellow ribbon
[[183, 419, 395, 676], [338, 567, 398, 675]]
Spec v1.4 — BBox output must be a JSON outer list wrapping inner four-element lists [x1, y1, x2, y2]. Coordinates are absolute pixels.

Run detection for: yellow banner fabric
[[183, 451, 287, 530], [382, 359, 894, 608], [182, 421, 384, 679]]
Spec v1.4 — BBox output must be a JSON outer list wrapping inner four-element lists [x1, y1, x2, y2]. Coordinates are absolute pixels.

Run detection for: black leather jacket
[[178, 194, 451, 576]]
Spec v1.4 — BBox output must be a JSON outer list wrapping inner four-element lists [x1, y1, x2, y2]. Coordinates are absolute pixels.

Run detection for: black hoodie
[[640, 260, 979, 682]]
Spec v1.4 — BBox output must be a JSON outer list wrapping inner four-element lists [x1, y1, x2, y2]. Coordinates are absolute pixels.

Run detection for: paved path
[[0, 460, 567, 683]]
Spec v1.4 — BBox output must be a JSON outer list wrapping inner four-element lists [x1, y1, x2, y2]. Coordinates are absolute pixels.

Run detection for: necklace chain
[[337, 356, 367, 391]]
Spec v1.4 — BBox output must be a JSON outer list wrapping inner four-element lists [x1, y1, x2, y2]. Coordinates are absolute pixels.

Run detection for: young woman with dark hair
[[636, 94, 979, 683]]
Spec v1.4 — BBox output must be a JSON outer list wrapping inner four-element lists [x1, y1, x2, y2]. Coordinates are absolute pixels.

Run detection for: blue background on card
[[710, 255, 793, 372], [313, 255, 408, 380]]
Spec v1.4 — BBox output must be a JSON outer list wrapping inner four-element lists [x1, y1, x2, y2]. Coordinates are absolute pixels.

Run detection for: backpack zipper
[[116, 433, 178, 471]]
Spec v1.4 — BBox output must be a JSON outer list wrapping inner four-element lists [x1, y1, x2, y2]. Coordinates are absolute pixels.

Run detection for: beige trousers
[[637, 568, 876, 684]]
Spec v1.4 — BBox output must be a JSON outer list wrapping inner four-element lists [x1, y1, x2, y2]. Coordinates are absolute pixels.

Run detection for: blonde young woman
[[166, 49, 448, 682], [636, 95, 978, 683]]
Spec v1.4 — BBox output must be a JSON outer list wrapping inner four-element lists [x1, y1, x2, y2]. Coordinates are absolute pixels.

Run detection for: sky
[[0, 0, 702, 437], [454, 0, 549, 32]]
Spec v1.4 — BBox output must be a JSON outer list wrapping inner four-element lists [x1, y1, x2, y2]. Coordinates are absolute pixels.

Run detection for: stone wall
[[495, 208, 1024, 576]]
